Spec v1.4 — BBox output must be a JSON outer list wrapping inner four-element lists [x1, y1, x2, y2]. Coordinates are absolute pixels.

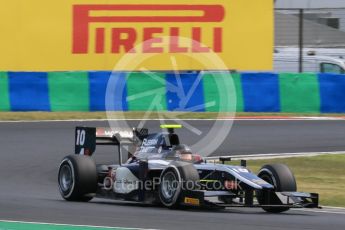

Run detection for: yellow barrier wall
[[0, 0, 273, 71]]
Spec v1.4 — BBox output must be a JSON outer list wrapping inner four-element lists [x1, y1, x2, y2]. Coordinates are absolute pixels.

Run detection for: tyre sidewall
[[58, 155, 97, 201], [159, 166, 182, 208], [258, 164, 297, 192], [257, 164, 297, 213], [58, 158, 76, 199]]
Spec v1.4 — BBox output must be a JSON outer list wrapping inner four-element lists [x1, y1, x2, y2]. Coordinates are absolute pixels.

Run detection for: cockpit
[[129, 132, 202, 163], [97, 124, 203, 164]]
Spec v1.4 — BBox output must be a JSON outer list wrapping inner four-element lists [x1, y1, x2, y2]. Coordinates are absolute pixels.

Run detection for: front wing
[[181, 190, 320, 209]]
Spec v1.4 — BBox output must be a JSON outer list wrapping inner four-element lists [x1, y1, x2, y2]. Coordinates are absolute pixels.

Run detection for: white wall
[[275, 0, 345, 9], [276, 0, 345, 32]]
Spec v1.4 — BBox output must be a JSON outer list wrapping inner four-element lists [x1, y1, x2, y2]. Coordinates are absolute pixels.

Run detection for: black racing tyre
[[257, 164, 297, 213], [58, 155, 97, 202], [159, 161, 199, 208]]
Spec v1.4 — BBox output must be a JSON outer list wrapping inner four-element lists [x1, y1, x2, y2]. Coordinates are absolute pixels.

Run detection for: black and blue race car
[[58, 125, 319, 213]]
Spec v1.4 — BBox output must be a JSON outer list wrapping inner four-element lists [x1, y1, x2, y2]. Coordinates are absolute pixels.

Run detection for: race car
[[58, 125, 319, 213]]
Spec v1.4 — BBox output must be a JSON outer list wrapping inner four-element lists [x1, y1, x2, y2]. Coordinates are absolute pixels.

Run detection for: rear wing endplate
[[75, 126, 148, 164]]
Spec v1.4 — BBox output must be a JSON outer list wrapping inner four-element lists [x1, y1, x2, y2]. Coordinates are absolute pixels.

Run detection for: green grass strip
[[48, 72, 89, 111], [233, 154, 345, 207], [0, 72, 10, 111], [202, 72, 242, 112], [0, 221, 140, 230], [279, 73, 320, 113], [126, 72, 167, 111]]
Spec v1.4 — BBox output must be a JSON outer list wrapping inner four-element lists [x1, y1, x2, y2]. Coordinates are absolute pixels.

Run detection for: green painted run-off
[[0, 221, 141, 230]]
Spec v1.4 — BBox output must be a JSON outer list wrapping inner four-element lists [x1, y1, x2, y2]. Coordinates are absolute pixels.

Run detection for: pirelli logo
[[184, 197, 200, 206], [72, 4, 225, 54]]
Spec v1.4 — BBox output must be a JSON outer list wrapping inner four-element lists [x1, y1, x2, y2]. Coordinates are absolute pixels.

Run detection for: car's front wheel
[[159, 161, 199, 208], [257, 163, 297, 213]]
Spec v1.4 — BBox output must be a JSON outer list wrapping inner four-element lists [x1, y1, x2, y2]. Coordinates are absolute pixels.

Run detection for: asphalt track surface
[[0, 120, 345, 229]]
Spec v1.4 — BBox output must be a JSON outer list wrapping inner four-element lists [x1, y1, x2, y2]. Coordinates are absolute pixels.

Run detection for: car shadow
[[88, 199, 312, 216]]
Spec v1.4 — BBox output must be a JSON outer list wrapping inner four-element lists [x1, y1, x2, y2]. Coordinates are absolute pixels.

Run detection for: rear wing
[[75, 126, 148, 164]]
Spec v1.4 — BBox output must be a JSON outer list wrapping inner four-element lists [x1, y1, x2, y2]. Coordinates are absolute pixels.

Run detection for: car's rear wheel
[[159, 162, 199, 208], [58, 155, 97, 202], [257, 164, 297, 213]]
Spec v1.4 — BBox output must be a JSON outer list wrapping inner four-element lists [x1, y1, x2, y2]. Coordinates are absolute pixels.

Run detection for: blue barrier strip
[[166, 72, 205, 112], [105, 72, 128, 111], [8, 72, 50, 111], [318, 73, 345, 113], [89, 71, 111, 111], [241, 72, 281, 112]]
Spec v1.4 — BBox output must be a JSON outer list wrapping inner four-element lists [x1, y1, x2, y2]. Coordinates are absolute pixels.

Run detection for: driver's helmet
[[172, 144, 193, 161]]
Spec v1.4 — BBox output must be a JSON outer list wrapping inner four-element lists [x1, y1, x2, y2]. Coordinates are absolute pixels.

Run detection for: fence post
[[298, 9, 304, 73]]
